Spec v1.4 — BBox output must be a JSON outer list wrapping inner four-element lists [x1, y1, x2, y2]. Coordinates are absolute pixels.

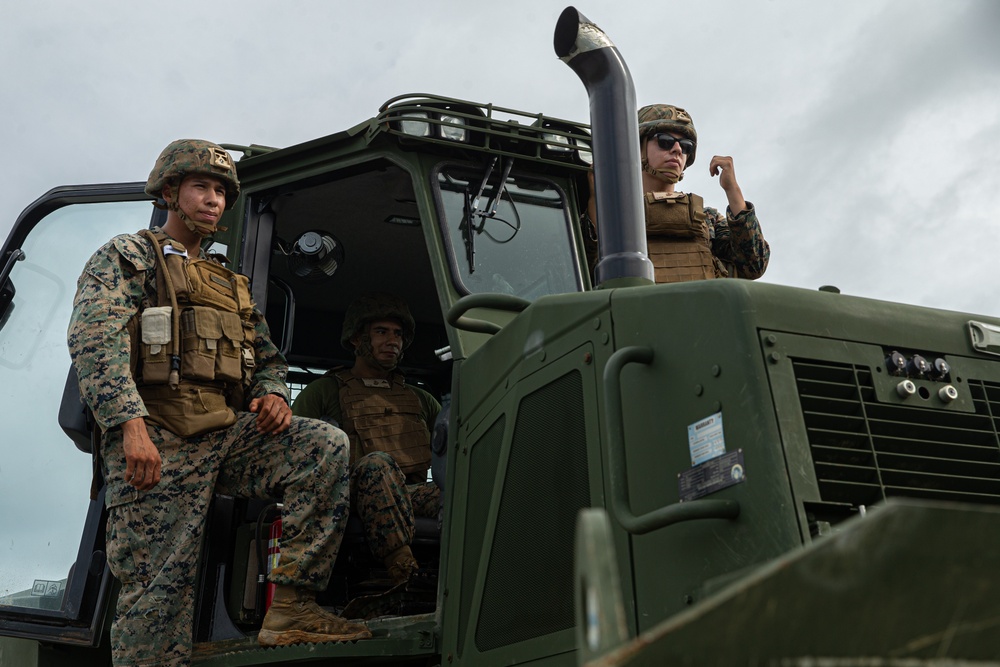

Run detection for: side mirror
[[0, 249, 26, 327]]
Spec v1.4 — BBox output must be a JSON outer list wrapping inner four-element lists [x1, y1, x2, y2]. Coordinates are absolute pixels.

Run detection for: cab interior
[[195, 157, 453, 639]]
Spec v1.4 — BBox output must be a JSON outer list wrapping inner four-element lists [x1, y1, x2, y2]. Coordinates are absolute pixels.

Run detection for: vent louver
[[793, 359, 1000, 507]]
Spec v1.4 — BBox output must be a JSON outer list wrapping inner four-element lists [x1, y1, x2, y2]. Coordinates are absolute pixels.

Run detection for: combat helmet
[[637, 104, 697, 168], [341, 293, 415, 351], [145, 139, 240, 208]]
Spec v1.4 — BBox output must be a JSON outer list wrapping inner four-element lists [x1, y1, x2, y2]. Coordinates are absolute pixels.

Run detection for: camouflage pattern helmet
[[637, 104, 697, 168], [341, 292, 415, 351], [145, 139, 240, 208]]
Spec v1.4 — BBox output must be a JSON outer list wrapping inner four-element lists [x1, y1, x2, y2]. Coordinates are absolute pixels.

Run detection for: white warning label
[[687, 412, 725, 465]]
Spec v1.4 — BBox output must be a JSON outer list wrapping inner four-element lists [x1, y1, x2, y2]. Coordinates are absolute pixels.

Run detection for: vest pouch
[[180, 306, 223, 382], [216, 311, 245, 383], [164, 252, 191, 302], [232, 273, 254, 319], [139, 383, 236, 438], [140, 306, 172, 384], [186, 259, 239, 312]]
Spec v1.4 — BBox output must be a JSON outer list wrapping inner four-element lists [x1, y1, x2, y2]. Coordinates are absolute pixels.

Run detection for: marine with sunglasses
[[638, 103, 769, 282], [586, 104, 769, 283]]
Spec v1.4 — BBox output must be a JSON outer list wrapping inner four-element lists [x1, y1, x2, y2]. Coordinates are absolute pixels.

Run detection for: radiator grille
[[793, 359, 1000, 507]]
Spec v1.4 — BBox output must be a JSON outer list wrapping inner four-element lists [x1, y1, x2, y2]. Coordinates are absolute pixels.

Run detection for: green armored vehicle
[[2, 7, 1000, 666]]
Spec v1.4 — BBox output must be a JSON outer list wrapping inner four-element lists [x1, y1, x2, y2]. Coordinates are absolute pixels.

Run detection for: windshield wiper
[[462, 156, 514, 274]]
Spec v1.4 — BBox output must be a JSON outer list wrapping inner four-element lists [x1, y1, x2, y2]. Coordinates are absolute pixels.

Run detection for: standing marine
[[636, 103, 769, 282], [67, 139, 371, 666], [292, 293, 441, 588], [585, 104, 770, 283]]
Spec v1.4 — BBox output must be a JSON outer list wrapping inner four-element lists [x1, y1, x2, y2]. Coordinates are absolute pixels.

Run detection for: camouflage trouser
[[101, 413, 350, 667], [349, 451, 440, 562]]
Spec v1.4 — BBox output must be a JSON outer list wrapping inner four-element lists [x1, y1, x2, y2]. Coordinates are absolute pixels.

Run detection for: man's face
[[168, 174, 228, 226], [356, 318, 404, 370], [644, 132, 689, 178]]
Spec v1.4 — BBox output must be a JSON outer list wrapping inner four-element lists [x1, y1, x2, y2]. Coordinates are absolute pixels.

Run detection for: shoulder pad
[[110, 233, 156, 271]]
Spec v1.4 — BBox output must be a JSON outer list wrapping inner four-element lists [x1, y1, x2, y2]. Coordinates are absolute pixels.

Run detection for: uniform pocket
[[104, 481, 151, 584]]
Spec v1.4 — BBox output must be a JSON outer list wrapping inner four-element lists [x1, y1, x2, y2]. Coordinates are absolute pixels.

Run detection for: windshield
[[436, 165, 581, 300]]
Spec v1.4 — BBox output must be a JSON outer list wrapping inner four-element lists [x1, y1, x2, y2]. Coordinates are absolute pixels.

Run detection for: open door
[[0, 183, 156, 646]]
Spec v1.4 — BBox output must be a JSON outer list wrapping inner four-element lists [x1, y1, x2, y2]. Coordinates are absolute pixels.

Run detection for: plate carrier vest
[[331, 369, 432, 477], [644, 192, 725, 283], [132, 229, 256, 437]]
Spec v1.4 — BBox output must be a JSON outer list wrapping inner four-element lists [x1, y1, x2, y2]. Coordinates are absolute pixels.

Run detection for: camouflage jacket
[[67, 229, 290, 432], [702, 201, 769, 280]]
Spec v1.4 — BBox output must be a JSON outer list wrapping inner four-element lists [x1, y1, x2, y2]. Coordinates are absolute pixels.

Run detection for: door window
[[0, 199, 148, 626]]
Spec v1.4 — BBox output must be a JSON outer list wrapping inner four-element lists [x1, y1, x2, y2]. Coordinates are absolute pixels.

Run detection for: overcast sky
[[2, 0, 998, 312], [1, 0, 998, 597]]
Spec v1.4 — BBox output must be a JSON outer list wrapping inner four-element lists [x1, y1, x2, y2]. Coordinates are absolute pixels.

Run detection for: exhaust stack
[[554, 6, 653, 287]]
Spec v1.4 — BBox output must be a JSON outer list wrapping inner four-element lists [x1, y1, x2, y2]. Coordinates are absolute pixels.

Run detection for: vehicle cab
[[0, 94, 594, 664]]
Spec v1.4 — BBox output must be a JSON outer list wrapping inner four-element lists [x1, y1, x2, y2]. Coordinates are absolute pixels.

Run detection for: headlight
[[440, 114, 468, 142], [542, 132, 572, 153], [399, 112, 432, 137]]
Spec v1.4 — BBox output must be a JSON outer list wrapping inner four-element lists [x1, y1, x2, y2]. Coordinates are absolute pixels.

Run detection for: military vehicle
[[2, 7, 1000, 667]]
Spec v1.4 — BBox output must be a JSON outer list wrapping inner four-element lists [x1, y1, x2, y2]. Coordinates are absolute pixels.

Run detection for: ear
[[160, 181, 174, 201]]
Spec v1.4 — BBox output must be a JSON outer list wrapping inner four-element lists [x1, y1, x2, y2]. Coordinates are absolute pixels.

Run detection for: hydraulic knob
[[938, 385, 958, 403]]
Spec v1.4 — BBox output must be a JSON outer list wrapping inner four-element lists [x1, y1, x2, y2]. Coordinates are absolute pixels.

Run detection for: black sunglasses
[[653, 133, 695, 155]]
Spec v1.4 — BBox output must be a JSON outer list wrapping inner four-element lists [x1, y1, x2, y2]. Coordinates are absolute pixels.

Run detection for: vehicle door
[[0, 183, 156, 645]]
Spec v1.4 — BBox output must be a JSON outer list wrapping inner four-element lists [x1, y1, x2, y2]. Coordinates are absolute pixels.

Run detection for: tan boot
[[384, 545, 419, 585], [258, 585, 372, 647]]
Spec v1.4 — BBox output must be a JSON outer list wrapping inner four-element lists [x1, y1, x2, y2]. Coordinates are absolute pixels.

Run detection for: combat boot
[[258, 585, 372, 647], [385, 545, 419, 585]]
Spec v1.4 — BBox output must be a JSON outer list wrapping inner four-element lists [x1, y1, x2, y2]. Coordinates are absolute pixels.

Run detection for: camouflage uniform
[[637, 103, 770, 283], [68, 232, 352, 667], [702, 204, 769, 279], [292, 374, 441, 562]]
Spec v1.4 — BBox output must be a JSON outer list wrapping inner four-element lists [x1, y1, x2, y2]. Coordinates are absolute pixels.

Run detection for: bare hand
[[121, 417, 161, 490], [249, 394, 292, 434], [709, 155, 747, 215]]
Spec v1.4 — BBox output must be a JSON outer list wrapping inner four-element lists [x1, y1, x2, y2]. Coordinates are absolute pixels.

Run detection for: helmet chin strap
[[641, 156, 684, 185], [163, 190, 219, 237]]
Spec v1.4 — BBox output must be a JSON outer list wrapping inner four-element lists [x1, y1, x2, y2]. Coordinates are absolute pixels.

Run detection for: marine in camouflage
[[68, 229, 355, 666], [294, 294, 441, 575], [636, 103, 770, 282]]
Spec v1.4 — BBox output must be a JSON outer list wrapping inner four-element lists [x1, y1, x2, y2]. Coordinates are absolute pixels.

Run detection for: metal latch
[[968, 321, 1000, 356]]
